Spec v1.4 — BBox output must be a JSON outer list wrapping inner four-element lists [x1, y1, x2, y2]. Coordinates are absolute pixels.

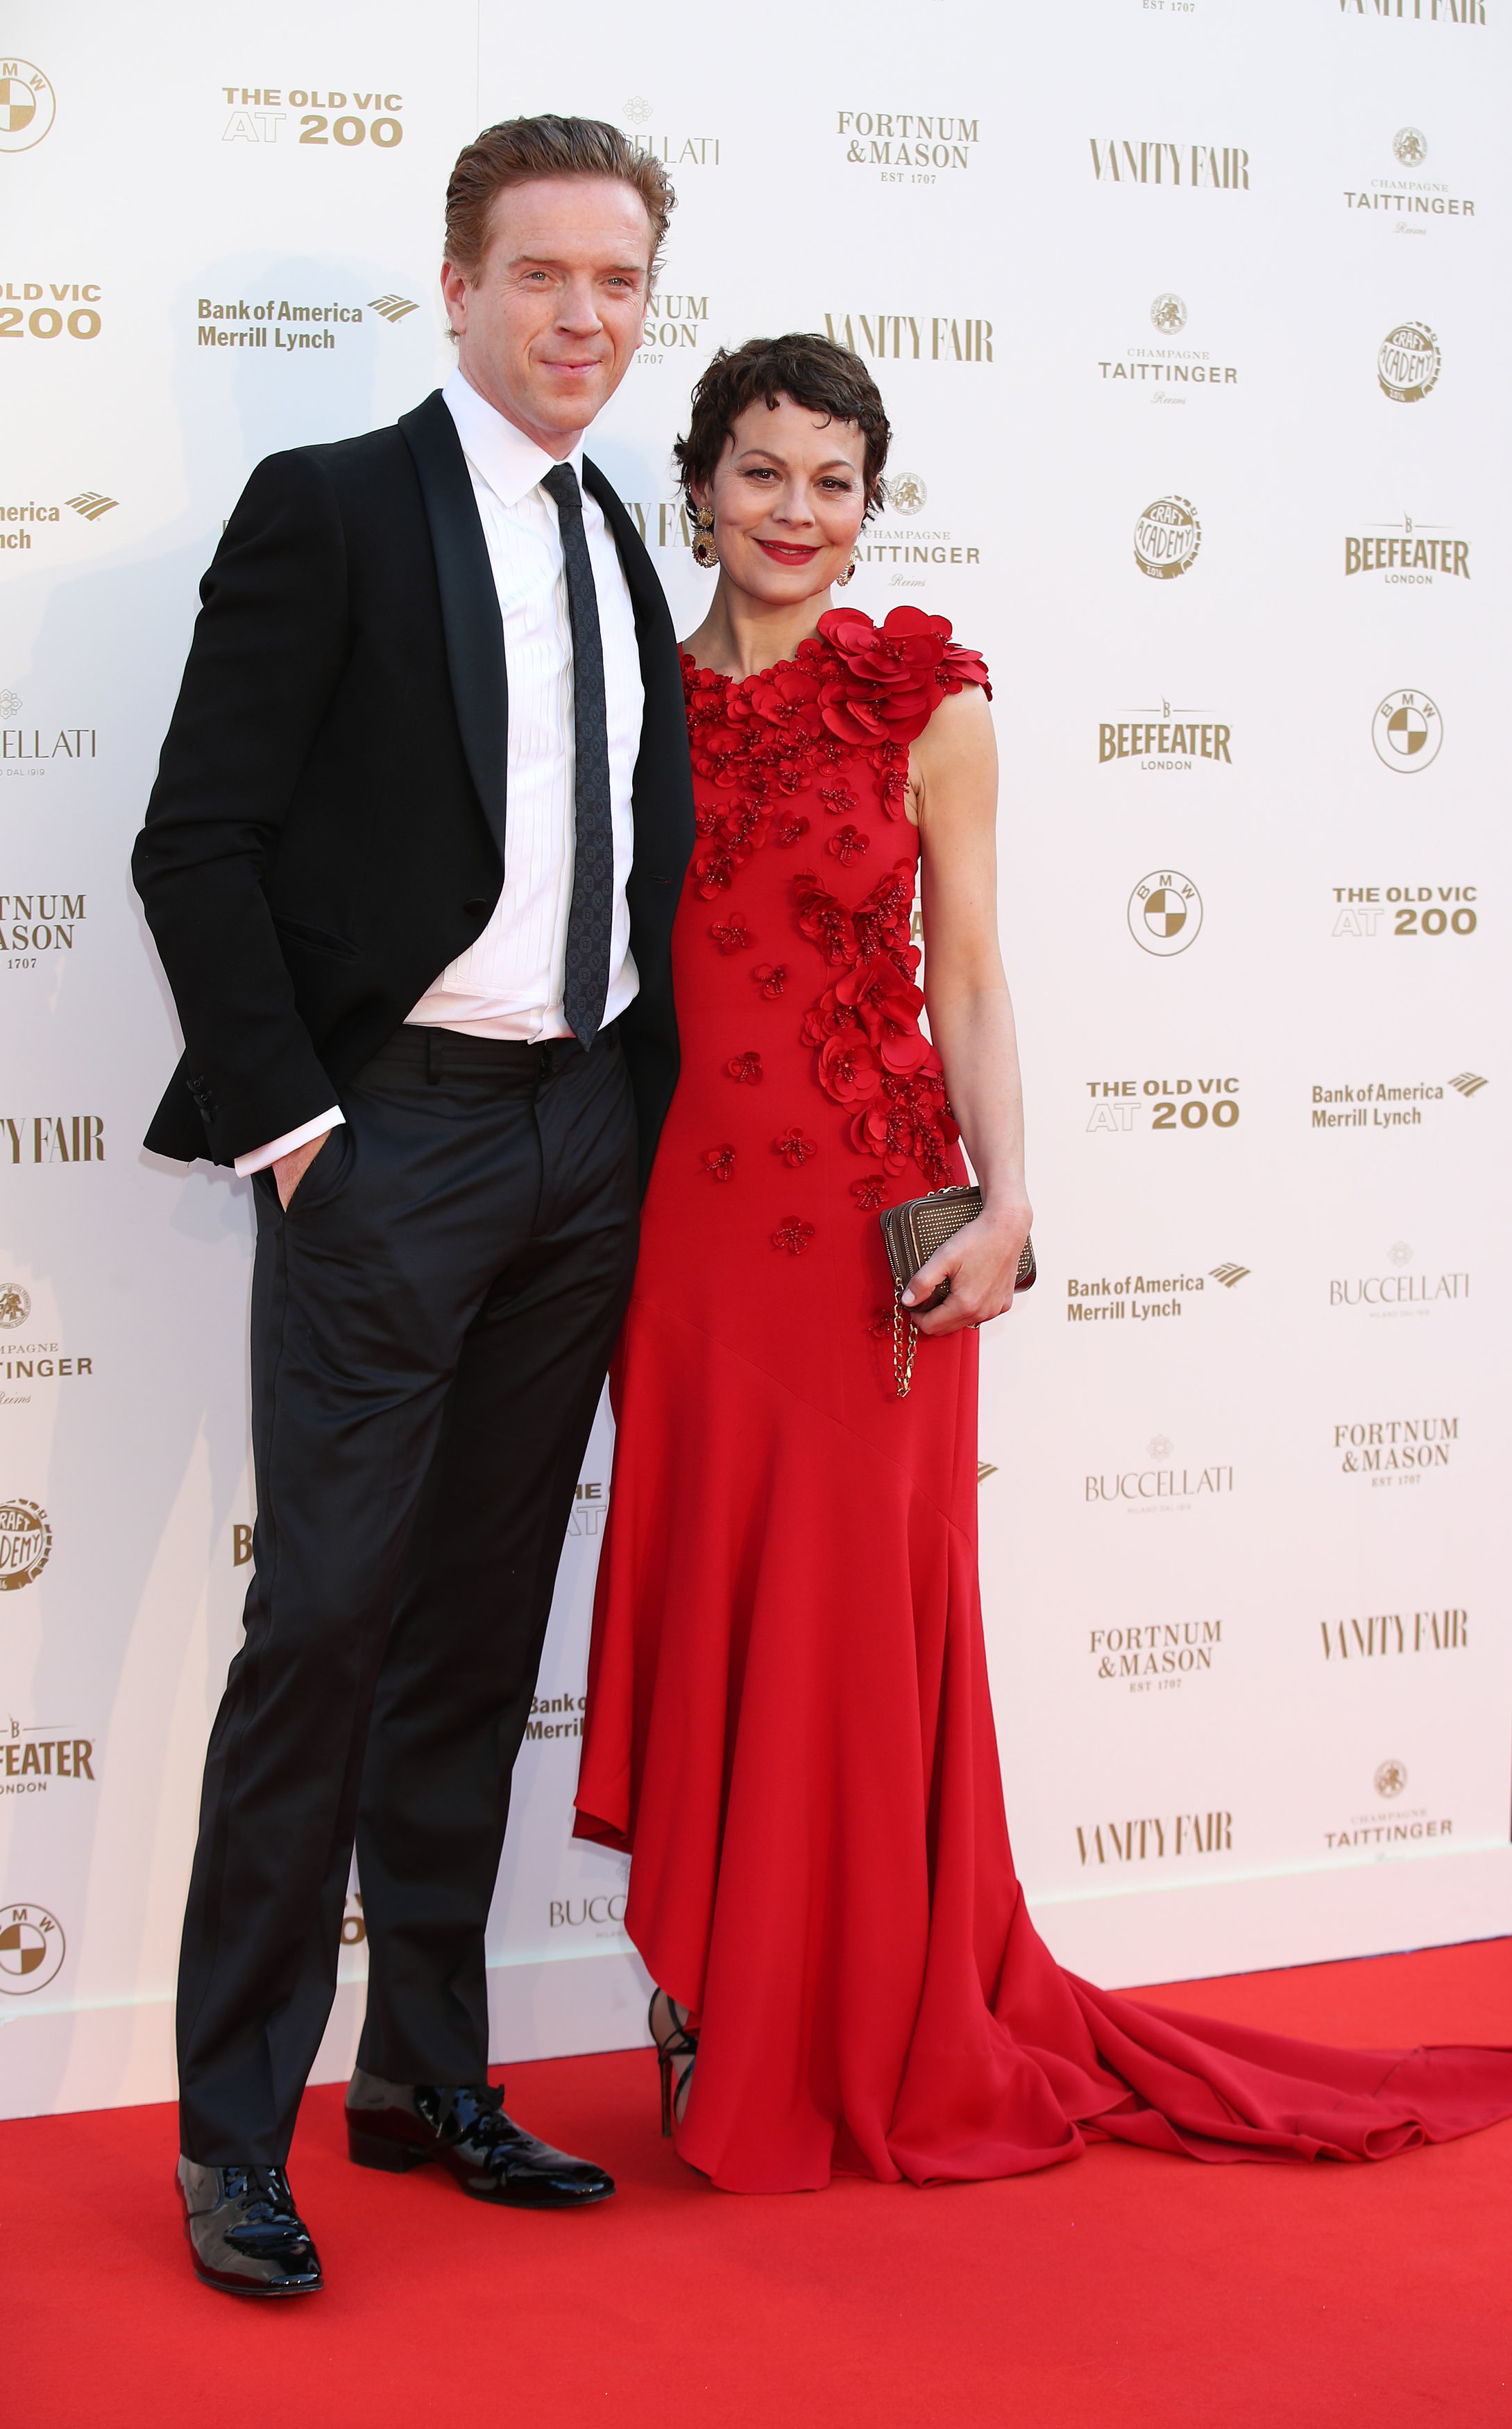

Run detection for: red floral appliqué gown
[[574, 608, 1512, 2193]]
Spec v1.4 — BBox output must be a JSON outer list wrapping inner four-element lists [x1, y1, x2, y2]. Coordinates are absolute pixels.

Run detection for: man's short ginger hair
[[444, 114, 674, 286]]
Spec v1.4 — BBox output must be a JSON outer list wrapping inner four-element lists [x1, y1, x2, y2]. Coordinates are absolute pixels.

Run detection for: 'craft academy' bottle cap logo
[[0, 58, 55, 151], [0, 1902, 65, 1992], [1128, 871, 1203, 956], [1378, 322, 1439, 404], [1134, 496, 1200, 579], [0, 1499, 51, 1589], [1373, 689, 1442, 771]]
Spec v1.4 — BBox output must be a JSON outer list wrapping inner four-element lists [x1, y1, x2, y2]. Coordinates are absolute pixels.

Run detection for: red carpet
[[6, 1938, 1509, 2428]]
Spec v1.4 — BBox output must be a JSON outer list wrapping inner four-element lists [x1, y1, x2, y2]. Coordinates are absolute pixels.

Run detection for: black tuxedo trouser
[[176, 1022, 639, 2164]]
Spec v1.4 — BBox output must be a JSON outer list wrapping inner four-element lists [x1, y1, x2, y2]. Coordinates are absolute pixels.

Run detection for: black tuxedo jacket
[[133, 389, 695, 1192]]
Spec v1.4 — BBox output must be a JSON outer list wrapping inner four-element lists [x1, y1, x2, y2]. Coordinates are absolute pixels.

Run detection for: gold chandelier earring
[[691, 504, 719, 570], [836, 552, 858, 586]]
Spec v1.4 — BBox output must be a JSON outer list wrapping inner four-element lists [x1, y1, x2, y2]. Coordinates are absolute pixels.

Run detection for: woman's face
[[695, 393, 869, 603]]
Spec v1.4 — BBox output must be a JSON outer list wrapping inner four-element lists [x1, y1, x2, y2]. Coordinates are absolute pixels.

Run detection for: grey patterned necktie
[[541, 461, 613, 1047]]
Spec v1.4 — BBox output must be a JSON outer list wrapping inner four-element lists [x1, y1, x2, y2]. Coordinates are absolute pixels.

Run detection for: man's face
[[441, 175, 653, 453]]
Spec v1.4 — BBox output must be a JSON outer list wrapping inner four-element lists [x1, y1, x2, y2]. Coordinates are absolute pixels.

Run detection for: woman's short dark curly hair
[[673, 333, 892, 517]]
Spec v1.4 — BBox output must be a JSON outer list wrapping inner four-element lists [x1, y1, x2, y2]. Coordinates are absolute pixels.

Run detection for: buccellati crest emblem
[[887, 473, 927, 518], [0, 1284, 31, 1330], [0, 691, 19, 719], [1374, 1758, 1407, 1800], [622, 97, 654, 126], [1150, 293, 1187, 335], [1146, 1435, 1173, 1461], [1393, 127, 1427, 167]]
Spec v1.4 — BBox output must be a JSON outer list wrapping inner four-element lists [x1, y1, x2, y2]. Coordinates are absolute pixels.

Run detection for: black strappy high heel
[[647, 1988, 699, 2136]]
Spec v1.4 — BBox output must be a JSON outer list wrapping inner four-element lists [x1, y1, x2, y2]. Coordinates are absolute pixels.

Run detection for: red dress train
[[573, 609, 1512, 2192]]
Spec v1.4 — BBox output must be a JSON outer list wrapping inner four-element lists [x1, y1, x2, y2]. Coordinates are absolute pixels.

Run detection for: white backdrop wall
[[2, 0, 1507, 2118]]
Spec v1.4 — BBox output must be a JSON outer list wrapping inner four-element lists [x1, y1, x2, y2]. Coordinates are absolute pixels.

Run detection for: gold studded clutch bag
[[879, 1185, 1036, 1398]]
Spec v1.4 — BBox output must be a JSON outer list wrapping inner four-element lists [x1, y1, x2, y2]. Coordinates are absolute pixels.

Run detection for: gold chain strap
[[892, 1283, 918, 1399]]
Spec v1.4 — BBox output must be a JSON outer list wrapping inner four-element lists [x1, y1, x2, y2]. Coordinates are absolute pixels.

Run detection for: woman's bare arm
[[903, 686, 1032, 1336]]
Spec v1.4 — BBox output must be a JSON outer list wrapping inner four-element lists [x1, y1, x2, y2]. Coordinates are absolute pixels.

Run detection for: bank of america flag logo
[[1210, 1264, 1250, 1288], [369, 294, 418, 323], [1448, 1072, 1488, 1097], [66, 492, 117, 521]]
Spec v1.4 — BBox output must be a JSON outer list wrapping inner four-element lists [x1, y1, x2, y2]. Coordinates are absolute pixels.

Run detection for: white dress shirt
[[235, 365, 644, 1178]]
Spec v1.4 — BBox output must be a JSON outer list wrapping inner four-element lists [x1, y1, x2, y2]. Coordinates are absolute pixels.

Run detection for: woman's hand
[[903, 1199, 1033, 1337]]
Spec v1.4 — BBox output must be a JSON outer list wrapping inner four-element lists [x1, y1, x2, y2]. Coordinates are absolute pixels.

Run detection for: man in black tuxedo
[[133, 116, 694, 2296]]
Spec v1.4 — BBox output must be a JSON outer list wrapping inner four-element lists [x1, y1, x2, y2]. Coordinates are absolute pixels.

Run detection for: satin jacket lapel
[[583, 458, 693, 843], [400, 389, 508, 860], [583, 458, 668, 641]]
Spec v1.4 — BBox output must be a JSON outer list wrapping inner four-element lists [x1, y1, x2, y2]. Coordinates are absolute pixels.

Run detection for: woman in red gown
[[574, 335, 1512, 2194]]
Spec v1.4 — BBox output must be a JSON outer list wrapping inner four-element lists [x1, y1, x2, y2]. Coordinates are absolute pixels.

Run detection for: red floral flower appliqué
[[835, 954, 931, 1074], [847, 1068, 960, 1180], [773, 1128, 817, 1169], [851, 863, 916, 963], [679, 618, 987, 1196], [772, 1216, 816, 1257], [694, 847, 737, 899], [867, 1305, 894, 1339], [817, 1033, 882, 1104], [793, 872, 856, 967], [701, 1144, 737, 1184], [814, 606, 993, 748]]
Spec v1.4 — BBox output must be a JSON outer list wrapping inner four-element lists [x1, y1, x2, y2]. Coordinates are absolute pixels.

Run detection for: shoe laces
[[421, 2081, 513, 2150], [221, 2164, 297, 2221]]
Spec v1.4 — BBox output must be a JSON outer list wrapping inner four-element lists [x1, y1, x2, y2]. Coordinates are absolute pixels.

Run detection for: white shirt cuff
[[234, 1108, 343, 1178]]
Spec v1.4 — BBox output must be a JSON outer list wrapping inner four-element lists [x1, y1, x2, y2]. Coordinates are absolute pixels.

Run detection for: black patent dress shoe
[[176, 2156, 323, 2296], [345, 2067, 614, 2208]]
